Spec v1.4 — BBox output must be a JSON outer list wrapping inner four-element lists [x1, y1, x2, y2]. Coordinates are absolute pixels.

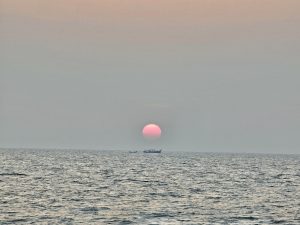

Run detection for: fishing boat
[[143, 149, 162, 153], [129, 150, 138, 153]]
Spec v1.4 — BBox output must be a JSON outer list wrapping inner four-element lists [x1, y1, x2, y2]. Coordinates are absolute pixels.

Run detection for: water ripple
[[0, 149, 299, 224]]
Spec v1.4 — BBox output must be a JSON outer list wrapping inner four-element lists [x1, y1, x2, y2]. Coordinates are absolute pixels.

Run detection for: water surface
[[0, 149, 299, 224]]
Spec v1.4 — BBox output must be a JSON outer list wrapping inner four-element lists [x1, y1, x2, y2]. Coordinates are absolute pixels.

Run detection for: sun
[[142, 123, 162, 139]]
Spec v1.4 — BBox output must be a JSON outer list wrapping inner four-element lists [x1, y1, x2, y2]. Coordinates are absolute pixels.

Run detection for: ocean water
[[0, 149, 299, 225]]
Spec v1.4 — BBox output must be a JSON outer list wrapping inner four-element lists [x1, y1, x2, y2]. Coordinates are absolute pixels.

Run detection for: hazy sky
[[1, 0, 299, 153]]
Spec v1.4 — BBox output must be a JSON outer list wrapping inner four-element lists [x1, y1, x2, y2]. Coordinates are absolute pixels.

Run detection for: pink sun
[[142, 124, 162, 139]]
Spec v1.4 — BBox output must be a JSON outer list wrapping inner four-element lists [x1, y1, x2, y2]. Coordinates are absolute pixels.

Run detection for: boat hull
[[143, 149, 162, 153]]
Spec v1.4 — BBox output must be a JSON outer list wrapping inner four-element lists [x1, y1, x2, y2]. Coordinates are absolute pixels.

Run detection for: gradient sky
[[1, 0, 299, 153]]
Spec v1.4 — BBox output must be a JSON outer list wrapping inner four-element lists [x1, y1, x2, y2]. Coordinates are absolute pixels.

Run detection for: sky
[[1, 0, 299, 153]]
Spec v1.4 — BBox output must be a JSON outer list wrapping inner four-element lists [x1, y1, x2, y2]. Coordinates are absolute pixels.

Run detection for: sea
[[0, 149, 299, 225]]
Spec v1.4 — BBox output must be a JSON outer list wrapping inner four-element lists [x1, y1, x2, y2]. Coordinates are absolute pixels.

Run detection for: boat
[[129, 151, 138, 153], [143, 149, 162, 153]]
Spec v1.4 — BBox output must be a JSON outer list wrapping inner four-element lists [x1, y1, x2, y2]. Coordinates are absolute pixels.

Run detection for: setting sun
[[142, 124, 162, 139]]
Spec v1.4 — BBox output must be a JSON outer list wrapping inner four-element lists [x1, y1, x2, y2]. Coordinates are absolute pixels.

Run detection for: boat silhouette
[[143, 149, 162, 153], [128, 151, 137, 153]]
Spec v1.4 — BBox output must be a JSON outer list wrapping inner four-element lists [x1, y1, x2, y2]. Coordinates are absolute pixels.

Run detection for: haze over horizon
[[1, 0, 299, 153]]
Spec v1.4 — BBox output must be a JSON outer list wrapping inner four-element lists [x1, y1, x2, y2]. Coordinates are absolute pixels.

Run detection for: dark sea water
[[0, 149, 299, 225]]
